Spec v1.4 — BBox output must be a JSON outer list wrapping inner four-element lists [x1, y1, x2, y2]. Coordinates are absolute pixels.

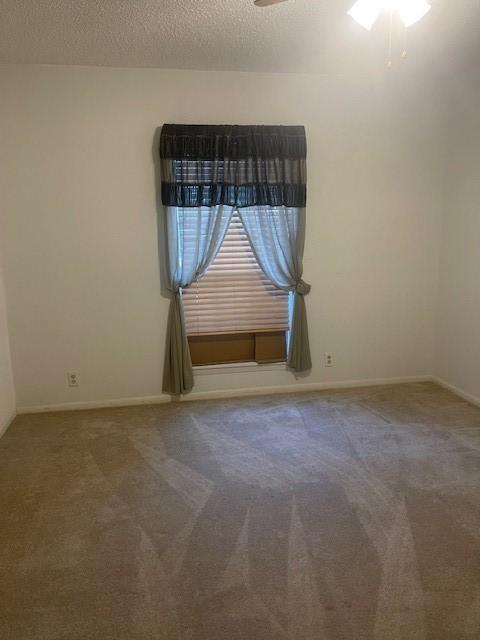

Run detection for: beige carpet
[[1, 382, 480, 639]]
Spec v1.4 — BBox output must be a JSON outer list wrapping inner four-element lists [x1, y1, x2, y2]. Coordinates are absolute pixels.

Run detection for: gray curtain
[[163, 205, 234, 394], [238, 206, 312, 372]]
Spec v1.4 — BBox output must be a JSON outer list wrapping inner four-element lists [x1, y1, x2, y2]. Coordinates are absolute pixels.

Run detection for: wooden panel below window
[[255, 331, 287, 364], [188, 331, 286, 366]]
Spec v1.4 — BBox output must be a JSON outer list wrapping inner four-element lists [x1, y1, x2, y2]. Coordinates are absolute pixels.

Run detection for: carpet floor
[[1, 382, 480, 639]]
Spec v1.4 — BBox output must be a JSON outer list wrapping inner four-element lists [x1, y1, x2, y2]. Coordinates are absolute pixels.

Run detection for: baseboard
[[431, 376, 480, 408], [0, 411, 16, 439], [16, 394, 171, 415], [183, 375, 434, 402], [17, 375, 480, 416], [16, 375, 432, 414]]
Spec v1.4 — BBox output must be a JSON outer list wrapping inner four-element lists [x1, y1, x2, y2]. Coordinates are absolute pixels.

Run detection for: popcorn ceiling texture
[[0, 0, 477, 73], [0, 0, 329, 72]]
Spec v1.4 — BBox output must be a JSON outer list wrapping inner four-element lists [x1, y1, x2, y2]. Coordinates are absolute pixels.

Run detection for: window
[[160, 124, 310, 394], [182, 212, 289, 366]]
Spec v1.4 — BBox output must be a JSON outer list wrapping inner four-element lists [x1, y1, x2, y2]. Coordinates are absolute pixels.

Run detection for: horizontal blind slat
[[183, 212, 289, 335]]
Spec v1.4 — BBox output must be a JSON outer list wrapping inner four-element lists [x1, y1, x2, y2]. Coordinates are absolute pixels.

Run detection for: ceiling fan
[[254, 0, 289, 5], [254, 0, 431, 31], [253, 0, 432, 67]]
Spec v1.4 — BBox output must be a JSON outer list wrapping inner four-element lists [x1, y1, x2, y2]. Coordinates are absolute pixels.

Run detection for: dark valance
[[160, 124, 306, 208]]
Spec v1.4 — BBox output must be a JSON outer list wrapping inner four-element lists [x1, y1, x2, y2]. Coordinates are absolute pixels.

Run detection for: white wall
[[0, 252, 15, 431], [0, 65, 445, 410], [435, 83, 480, 401]]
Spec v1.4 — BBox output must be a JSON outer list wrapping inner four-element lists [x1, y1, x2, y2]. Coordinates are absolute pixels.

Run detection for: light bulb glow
[[398, 1, 431, 27], [347, 0, 380, 30], [348, 0, 431, 30]]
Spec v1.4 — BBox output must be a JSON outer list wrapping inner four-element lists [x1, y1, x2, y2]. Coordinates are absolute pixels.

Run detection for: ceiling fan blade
[[254, 0, 290, 6]]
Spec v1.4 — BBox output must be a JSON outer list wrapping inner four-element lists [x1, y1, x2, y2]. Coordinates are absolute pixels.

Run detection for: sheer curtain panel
[[239, 206, 311, 371], [162, 206, 233, 394]]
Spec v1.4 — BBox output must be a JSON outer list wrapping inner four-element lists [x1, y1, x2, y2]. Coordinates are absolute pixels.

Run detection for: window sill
[[193, 361, 287, 376]]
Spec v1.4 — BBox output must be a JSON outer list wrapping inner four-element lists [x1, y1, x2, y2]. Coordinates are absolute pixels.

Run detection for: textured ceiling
[[0, 0, 478, 74]]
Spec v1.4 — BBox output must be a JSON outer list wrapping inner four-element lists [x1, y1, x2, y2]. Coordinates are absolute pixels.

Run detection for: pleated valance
[[160, 124, 306, 208]]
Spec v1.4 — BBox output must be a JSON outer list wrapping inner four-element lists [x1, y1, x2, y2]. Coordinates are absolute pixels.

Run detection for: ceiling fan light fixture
[[398, 1, 431, 27], [348, 0, 431, 30], [348, 0, 380, 30]]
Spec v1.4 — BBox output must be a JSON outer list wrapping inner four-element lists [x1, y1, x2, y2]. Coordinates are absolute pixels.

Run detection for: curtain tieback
[[294, 280, 311, 296]]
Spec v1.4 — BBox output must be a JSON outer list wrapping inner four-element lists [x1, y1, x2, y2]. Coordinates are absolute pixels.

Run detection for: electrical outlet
[[67, 371, 80, 387], [325, 352, 335, 367]]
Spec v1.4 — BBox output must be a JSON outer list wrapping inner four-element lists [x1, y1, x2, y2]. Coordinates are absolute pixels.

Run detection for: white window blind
[[182, 212, 289, 336]]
